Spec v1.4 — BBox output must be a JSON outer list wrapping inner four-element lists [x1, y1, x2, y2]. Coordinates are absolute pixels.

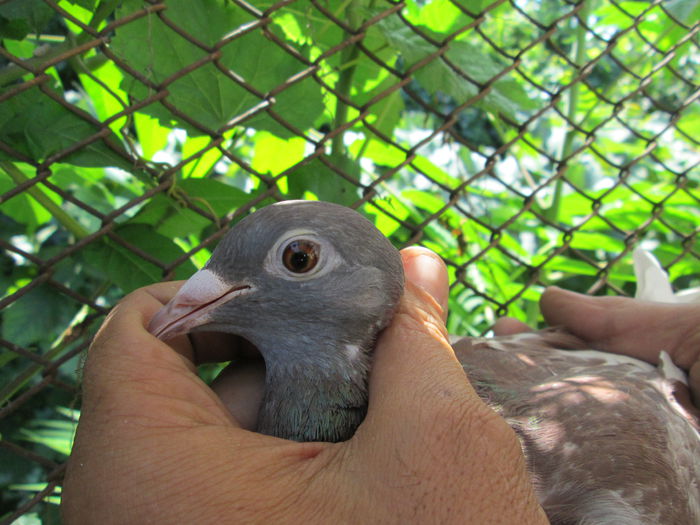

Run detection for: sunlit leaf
[[84, 225, 197, 292], [111, 0, 324, 137]]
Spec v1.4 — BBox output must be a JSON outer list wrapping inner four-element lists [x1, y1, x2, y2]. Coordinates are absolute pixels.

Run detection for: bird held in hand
[[149, 200, 699, 525]]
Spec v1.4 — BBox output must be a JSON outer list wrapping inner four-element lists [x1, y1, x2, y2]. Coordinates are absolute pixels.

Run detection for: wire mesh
[[0, 0, 698, 521]]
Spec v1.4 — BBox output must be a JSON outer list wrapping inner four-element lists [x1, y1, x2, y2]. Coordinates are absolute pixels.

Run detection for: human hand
[[494, 286, 700, 404], [62, 247, 547, 524]]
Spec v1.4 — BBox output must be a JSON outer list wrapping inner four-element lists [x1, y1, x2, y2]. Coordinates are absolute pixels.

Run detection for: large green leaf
[[83, 225, 197, 292], [0, 166, 60, 232], [0, 87, 131, 168], [0, 0, 54, 40], [111, 0, 323, 137], [1, 284, 79, 347], [131, 179, 249, 237], [286, 154, 360, 206]]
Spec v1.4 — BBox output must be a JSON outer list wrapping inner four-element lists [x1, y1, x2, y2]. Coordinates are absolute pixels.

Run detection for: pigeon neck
[[256, 341, 371, 442]]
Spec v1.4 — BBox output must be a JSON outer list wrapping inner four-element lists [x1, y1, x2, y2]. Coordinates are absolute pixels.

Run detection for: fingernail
[[401, 247, 449, 315]]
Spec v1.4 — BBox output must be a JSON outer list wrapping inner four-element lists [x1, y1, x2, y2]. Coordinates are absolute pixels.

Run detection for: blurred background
[[0, 0, 698, 522]]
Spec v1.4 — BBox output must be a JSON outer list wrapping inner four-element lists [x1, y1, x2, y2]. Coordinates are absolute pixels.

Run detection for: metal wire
[[0, 0, 698, 520]]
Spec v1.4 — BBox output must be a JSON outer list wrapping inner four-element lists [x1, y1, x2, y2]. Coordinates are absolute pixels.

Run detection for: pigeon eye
[[282, 240, 319, 274]]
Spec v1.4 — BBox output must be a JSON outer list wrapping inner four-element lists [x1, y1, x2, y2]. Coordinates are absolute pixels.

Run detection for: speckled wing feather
[[453, 329, 700, 525]]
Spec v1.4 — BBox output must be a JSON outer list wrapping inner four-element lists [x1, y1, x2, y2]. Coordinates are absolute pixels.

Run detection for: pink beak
[[148, 269, 252, 341]]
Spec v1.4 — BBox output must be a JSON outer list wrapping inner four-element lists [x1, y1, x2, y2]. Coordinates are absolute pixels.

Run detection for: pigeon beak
[[148, 269, 253, 341]]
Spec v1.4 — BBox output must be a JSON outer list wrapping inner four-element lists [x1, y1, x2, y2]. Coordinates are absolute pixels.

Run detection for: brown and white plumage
[[456, 329, 700, 524]]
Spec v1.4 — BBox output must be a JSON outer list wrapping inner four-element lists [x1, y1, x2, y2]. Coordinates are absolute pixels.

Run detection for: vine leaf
[[84, 225, 197, 293], [111, 0, 323, 137], [286, 154, 360, 206], [0, 87, 131, 168]]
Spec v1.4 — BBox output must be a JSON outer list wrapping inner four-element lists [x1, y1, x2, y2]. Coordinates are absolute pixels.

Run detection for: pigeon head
[[148, 200, 404, 441]]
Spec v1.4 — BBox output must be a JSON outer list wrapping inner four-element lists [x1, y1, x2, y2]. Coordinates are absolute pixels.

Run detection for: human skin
[[494, 287, 700, 404], [61, 247, 548, 525]]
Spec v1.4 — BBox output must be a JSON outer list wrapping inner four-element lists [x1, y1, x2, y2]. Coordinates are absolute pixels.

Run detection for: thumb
[[82, 284, 237, 429], [356, 247, 546, 523], [363, 246, 487, 435]]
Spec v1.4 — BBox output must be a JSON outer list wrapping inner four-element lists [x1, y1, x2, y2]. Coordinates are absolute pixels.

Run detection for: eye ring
[[282, 239, 320, 274]]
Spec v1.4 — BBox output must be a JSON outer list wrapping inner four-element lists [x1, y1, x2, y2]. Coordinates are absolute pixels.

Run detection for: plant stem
[[0, 161, 88, 239], [547, 0, 592, 223], [331, 2, 363, 157]]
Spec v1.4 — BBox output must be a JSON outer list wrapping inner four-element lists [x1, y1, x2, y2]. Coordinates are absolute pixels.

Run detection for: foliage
[[0, 0, 698, 520]]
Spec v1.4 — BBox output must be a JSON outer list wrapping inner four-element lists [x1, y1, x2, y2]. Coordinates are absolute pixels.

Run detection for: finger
[[84, 286, 240, 429], [364, 248, 487, 434], [541, 286, 700, 369], [493, 317, 533, 336], [136, 281, 194, 358], [353, 250, 544, 523], [210, 359, 266, 430], [126, 281, 239, 363], [189, 331, 259, 364], [141, 280, 186, 305], [143, 281, 255, 364], [400, 246, 448, 321]]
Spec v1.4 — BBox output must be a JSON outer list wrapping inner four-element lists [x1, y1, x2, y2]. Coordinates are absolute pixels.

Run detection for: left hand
[[494, 286, 700, 404]]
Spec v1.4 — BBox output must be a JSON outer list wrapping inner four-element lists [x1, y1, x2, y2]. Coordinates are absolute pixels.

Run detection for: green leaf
[[83, 225, 197, 292], [0, 165, 60, 232], [402, 189, 446, 213], [362, 197, 411, 238], [411, 156, 461, 188], [56, 0, 95, 32], [1, 284, 79, 347], [67, 0, 99, 8], [19, 418, 76, 456], [665, 0, 700, 24], [286, 154, 360, 206], [129, 178, 248, 240], [130, 194, 208, 237], [251, 132, 306, 176], [6, 512, 43, 524], [178, 178, 249, 217], [79, 61, 129, 138], [2, 38, 37, 59], [360, 79, 405, 138], [134, 112, 171, 160], [0, 0, 54, 40], [50, 166, 117, 212], [181, 135, 224, 179], [0, 87, 131, 168], [130, 179, 249, 238], [111, 0, 324, 137], [537, 255, 637, 282], [375, 16, 535, 117], [567, 231, 626, 253], [0, 347, 20, 368], [405, 0, 473, 33], [350, 138, 405, 167]]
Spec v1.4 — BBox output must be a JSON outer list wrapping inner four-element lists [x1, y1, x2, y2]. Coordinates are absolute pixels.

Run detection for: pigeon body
[[149, 200, 700, 524], [457, 331, 700, 524]]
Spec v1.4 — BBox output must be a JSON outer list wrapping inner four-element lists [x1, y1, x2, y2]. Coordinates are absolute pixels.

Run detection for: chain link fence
[[1, 0, 698, 521]]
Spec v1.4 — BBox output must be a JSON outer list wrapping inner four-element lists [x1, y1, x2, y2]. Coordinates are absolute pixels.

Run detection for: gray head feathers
[[149, 200, 404, 441]]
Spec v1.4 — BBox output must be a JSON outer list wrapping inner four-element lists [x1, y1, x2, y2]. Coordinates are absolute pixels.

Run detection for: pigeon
[[148, 200, 700, 525]]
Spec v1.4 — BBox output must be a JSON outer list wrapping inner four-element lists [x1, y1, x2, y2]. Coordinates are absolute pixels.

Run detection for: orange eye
[[282, 240, 320, 273]]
